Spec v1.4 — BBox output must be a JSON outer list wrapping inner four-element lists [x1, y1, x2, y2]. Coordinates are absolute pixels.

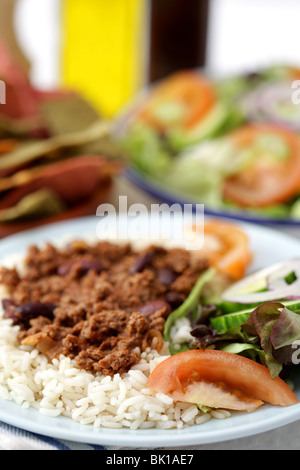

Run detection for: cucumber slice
[[210, 299, 300, 333], [210, 310, 251, 332]]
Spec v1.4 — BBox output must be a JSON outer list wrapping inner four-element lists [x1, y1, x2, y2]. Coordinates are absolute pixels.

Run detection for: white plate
[[1, 215, 300, 448]]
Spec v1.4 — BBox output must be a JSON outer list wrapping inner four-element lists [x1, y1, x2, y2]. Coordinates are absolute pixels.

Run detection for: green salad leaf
[[121, 123, 172, 177], [163, 267, 216, 355], [204, 300, 300, 378]]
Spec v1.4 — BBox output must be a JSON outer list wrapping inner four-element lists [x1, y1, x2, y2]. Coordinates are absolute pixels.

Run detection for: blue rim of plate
[[125, 168, 300, 227]]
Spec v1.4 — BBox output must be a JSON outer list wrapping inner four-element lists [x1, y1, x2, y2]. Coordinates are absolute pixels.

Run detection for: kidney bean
[[129, 251, 154, 274], [165, 292, 184, 309], [157, 268, 176, 286], [78, 260, 105, 275], [2, 300, 56, 326], [57, 260, 105, 276], [17, 302, 56, 319], [139, 300, 171, 317]]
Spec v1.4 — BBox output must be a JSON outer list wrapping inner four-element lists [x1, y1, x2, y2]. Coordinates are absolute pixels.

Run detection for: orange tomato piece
[[195, 220, 252, 280], [223, 124, 300, 208], [148, 349, 299, 412], [138, 70, 216, 131]]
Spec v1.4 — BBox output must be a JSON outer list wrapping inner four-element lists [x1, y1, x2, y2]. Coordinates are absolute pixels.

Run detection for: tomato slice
[[193, 220, 252, 280], [223, 124, 300, 208], [138, 71, 216, 131], [148, 350, 298, 412]]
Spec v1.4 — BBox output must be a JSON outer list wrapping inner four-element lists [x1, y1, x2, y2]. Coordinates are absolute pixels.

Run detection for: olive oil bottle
[[61, 0, 149, 118]]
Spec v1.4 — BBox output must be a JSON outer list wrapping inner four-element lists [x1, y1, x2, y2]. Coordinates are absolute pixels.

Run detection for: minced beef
[[0, 240, 209, 376]]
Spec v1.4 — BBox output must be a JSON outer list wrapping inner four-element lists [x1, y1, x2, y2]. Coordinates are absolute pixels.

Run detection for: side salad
[[148, 232, 300, 412], [164, 258, 300, 379], [120, 65, 300, 221]]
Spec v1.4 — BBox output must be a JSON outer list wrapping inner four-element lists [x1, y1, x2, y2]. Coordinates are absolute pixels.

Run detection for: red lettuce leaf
[[244, 302, 300, 378]]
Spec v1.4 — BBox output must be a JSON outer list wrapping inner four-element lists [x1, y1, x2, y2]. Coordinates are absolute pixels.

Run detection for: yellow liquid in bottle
[[61, 0, 148, 118]]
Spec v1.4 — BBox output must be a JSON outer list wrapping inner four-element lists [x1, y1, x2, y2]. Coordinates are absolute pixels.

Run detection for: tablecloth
[[1, 419, 300, 450]]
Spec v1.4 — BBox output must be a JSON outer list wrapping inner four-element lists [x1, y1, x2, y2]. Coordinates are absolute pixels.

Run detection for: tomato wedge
[[193, 220, 252, 280], [223, 124, 300, 208], [138, 71, 216, 131], [148, 350, 298, 412]]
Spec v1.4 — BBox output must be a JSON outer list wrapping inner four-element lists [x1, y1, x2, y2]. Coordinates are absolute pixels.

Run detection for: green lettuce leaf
[[163, 268, 216, 355], [121, 123, 172, 177]]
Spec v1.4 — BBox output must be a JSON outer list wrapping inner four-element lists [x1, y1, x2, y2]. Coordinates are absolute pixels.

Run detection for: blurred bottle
[[61, 0, 149, 118], [149, 0, 209, 83]]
